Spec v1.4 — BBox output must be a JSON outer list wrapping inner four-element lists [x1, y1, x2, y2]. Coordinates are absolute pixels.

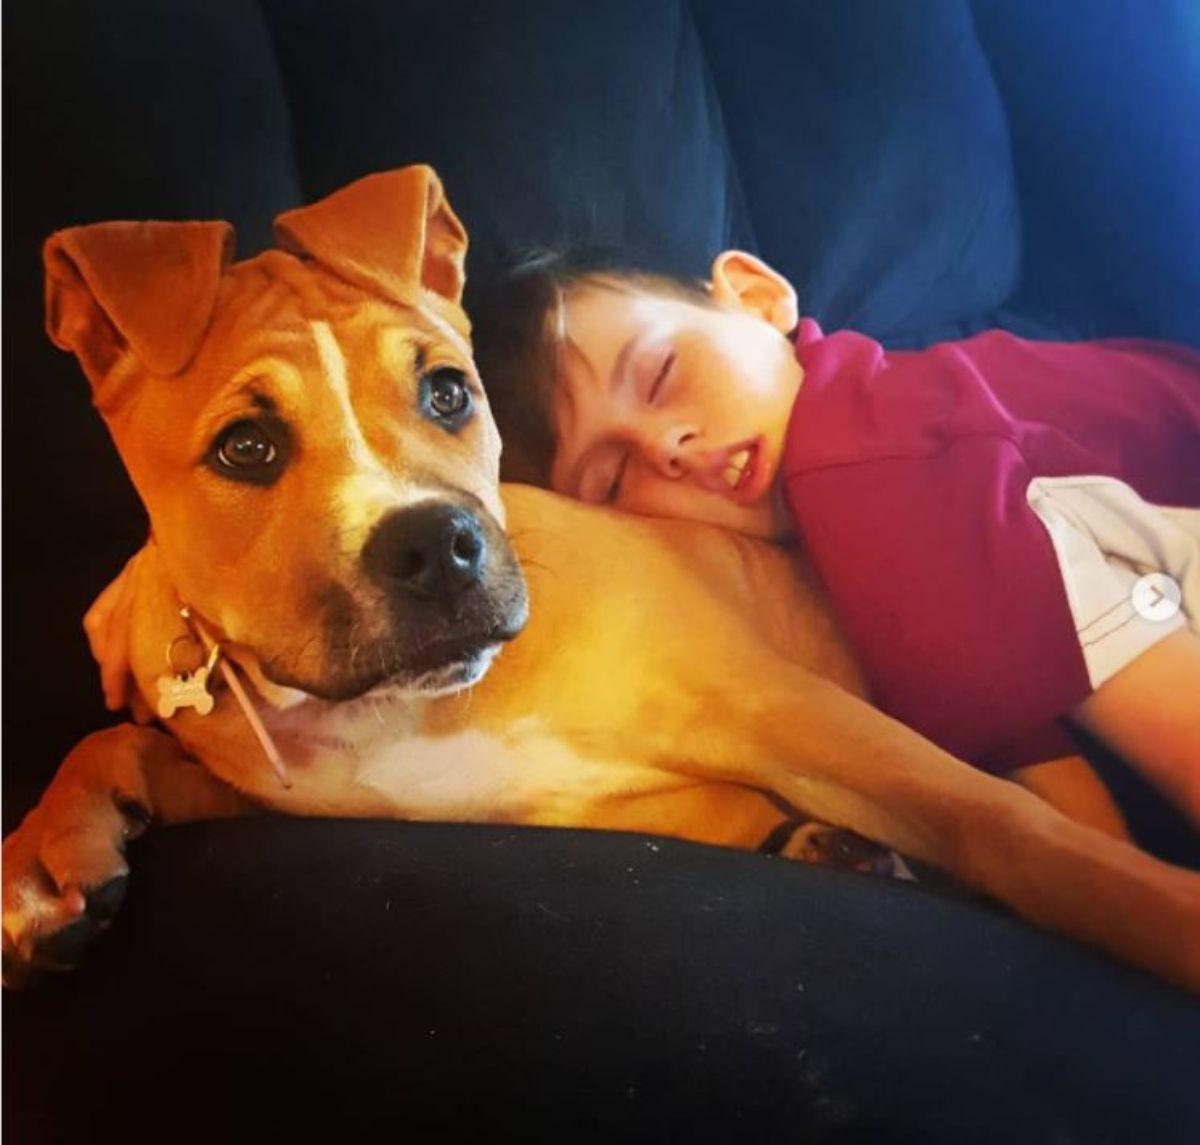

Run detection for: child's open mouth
[[721, 439, 760, 497]]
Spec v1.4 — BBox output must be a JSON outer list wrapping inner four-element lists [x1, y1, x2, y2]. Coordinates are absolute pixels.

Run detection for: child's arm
[[1070, 629, 1200, 826], [84, 550, 153, 723]]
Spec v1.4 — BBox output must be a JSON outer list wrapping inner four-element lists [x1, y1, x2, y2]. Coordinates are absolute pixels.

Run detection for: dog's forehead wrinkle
[[218, 263, 458, 397], [209, 257, 465, 386], [243, 252, 431, 340], [214, 259, 380, 363], [241, 249, 370, 313], [215, 267, 309, 343]]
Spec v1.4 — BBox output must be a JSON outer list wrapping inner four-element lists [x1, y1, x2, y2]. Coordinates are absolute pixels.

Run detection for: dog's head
[[44, 166, 528, 701]]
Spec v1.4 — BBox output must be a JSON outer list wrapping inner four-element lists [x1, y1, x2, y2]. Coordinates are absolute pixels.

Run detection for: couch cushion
[[261, 0, 1019, 344], [8, 820, 1200, 1143], [4, 0, 301, 251], [971, 0, 1200, 347], [259, 0, 754, 281], [690, 0, 1020, 341]]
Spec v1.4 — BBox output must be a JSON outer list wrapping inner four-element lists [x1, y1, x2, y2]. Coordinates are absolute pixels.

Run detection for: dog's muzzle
[[264, 500, 528, 702], [307, 498, 530, 698]]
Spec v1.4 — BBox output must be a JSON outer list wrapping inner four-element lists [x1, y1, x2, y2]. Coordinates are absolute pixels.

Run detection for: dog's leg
[[666, 656, 1200, 992], [3, 723, 254, 985]]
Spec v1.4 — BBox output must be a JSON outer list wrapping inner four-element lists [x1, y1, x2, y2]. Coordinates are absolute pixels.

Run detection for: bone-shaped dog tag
[[155, 667, 216, 719]]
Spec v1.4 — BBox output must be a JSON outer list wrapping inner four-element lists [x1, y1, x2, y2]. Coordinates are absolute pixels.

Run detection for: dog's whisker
[[516, 557, 558, 581], [292, 632, 322, 670], [504, 527, 555, 543], [347, 616, 364, 672]]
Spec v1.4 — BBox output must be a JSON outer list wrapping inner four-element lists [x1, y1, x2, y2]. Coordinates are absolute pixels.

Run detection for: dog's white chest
[[277, 710, 656, 827], [352, 723, 552, 821]]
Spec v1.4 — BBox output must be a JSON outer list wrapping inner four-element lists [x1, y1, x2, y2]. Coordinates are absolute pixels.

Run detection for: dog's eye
[[421, 368, 473, 427], [217, 422, 276, 468], [210, 420, 283, 483]]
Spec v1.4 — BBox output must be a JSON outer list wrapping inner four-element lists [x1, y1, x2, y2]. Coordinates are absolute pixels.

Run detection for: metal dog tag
[[155, 667, 216, 719], [155, 635, 222, 719]]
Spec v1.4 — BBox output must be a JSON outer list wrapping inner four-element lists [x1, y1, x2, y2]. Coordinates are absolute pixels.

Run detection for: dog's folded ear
[[44, 221, 234, 397], [274, 165, 467, 309]]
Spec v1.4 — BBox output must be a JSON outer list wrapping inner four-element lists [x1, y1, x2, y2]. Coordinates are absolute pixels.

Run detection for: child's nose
[[646, 422, 700, 478]]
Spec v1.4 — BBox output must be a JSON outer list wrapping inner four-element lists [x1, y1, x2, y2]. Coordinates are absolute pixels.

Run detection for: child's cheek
[[625, 473, 698, 523]]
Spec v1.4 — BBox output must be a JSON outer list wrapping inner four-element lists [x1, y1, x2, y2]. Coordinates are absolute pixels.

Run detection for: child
[[470, 249, 1200, 822]]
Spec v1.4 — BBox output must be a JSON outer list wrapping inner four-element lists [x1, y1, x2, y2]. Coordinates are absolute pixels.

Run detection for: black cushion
[[6, 820, 1200, 1144]]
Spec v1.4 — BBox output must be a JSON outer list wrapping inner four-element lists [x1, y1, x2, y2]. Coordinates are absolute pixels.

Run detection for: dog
[[4, 166, 1199, 992]]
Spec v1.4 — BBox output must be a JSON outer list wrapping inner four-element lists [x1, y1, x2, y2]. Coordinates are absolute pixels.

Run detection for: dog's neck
[[122, 543, 352, 783]]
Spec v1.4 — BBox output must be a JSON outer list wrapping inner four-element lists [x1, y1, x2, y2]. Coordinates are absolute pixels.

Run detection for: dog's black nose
[[363, 503, 487, 604]]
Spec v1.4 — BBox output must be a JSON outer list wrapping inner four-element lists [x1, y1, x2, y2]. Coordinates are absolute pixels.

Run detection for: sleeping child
[[469, 248, 1200, 824]]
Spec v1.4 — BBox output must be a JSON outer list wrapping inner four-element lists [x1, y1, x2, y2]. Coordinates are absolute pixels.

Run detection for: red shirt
[[781, 319, 1200, 768]]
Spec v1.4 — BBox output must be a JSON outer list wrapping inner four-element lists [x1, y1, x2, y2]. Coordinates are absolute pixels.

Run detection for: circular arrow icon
[[1130, 572, 1182, 622]]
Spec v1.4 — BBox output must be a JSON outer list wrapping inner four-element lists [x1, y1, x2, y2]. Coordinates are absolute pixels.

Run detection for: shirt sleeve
[[783, 434, 1093, 765]]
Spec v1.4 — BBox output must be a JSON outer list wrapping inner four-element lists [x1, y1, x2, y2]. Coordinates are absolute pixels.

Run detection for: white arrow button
[[1130, 573, 1182, 622]]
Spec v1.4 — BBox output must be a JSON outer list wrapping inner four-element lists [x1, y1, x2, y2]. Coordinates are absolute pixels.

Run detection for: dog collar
[[158, 603, 292, 789]]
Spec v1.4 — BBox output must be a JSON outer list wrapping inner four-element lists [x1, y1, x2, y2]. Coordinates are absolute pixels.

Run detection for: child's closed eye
[[605, 352, 674, 501], [646, 351, 675, 405]]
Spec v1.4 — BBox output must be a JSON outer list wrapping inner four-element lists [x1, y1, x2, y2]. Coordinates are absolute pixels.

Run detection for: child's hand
[[83, 552, 152, 724]]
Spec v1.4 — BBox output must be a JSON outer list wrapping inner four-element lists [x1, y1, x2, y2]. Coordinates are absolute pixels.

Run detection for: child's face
[[548, 263, 802, 539]]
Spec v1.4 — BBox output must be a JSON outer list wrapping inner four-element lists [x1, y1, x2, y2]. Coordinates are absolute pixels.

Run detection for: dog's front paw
[[2, 794, 148, 988]]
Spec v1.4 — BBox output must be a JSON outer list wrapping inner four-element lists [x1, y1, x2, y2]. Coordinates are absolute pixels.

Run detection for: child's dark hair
[[468, 248, 713, 486]]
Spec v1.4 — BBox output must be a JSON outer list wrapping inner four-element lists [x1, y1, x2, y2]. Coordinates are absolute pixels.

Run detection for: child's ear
[[709, 251, 798, 334]]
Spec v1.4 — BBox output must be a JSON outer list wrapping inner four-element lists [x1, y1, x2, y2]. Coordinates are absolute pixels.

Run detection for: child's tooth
[[723, 448, 750, 489]]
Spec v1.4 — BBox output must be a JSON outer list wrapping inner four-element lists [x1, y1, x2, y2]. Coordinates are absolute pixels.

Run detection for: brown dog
[[4, 167, 1199, 992]]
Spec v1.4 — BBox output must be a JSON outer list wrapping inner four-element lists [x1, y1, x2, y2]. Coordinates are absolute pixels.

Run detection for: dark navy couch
[[5, 2, 1199, 1141]]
